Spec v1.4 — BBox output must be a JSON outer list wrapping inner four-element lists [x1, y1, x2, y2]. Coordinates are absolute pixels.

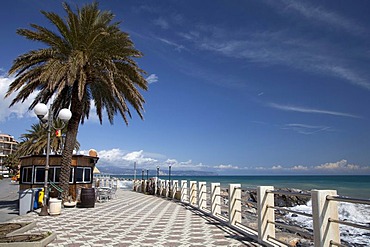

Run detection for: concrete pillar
[[258, 186, 275, 243], [198, 182, 207, 210], [142, 180, 146, 193], [211, 183, 221, 217], [229, 184, 241, 226], [165, 180, 169, 197], [312, 190, 340, 247], [190, 181, 197, 206], [172, 180, 178, 199], [154, 177, 158, 195], [159, 180, 164, 196], [181, 180, 188, 203]]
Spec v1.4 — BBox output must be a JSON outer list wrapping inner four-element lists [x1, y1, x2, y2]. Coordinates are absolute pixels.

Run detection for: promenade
[[3, 183, 262, 246]]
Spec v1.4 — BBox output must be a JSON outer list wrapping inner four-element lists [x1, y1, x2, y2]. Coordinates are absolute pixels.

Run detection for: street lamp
[[156, 166, 159, 195], [168, 164, 172, 197], [133, 162, 136, 180], [141, 169, 144, 180], [146, 169, 149, 180], [34, 103, 72, 216]]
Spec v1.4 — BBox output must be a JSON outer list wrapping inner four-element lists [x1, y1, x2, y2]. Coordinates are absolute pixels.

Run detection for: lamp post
[[156, 166, 159, 195], [146, 169, 149, 180], [168, 164, 172, 197], [141, 169, 144, 180], [134, 162, 136, 181], [34, 103, 72, 216]]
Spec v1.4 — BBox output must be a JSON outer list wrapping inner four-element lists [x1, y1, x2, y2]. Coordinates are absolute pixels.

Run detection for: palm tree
[[5, 2, 148, 200], [17, 122, 80, 156], [3, 152, 20, 175]]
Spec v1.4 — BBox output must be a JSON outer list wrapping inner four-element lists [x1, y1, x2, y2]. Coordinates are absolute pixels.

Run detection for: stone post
[[211, 183, 221, 217], [229, 184, 241, 226], [172, 180, 178, 199], [159, 180, 164, 196], [181, 180, 188, 203], [312, 190, 340, 247], [257, 186, 275, 244], [198, 182, 207, 210], [154, 177, 158, 195], [165, 180, 169, 197], [190, 181, 197, 206]]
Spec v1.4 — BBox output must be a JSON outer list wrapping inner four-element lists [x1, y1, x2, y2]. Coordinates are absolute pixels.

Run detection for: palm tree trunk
[[60, 88, 83, 202]]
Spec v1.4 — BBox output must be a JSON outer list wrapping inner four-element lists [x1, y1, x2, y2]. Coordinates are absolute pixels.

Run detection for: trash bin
[[19, 189, 35, 215]]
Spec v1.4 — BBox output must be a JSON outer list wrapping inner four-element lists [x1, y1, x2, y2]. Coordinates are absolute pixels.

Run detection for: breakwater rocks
[[219, 188, 313, 247]]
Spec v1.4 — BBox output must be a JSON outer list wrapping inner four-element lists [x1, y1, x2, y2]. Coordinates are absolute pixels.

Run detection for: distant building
[[0, 133, 19, 169]]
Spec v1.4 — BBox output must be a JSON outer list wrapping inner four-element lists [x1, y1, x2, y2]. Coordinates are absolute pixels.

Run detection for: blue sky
[[1, 0, 370, 175]]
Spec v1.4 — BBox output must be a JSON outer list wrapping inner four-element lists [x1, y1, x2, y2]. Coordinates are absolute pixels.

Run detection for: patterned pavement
[[11, 189, 262, 246]]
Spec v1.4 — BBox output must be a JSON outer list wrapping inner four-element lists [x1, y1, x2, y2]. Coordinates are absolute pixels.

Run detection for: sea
[[113, 175, 370, 246]]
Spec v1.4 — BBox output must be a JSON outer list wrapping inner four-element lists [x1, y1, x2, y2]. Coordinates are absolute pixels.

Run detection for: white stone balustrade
[[181, 180, 188, 203], [190, 181, 197, 206], [229, 184, 241, 226], [133, 179, 348, 247], [211, 183, 221, 217], [198, 182, 207, 210], [312, 190, 340, 247]]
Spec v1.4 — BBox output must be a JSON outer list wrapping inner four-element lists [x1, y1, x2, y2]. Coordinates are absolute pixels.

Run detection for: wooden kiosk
[[19, 152, 99, 201]]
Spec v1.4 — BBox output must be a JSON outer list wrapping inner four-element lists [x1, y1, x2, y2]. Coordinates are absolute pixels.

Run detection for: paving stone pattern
[[12, 189, 262, 246]]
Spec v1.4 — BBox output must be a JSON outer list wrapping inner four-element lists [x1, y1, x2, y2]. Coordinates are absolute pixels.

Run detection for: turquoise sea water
[[116, 175, 370, 199]]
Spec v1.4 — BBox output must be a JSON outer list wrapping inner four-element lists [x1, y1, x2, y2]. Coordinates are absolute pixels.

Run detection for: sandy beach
[[0, 178, 19, 222]]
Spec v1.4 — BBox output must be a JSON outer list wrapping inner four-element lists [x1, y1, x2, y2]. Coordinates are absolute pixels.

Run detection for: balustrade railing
[[132, 179, 370, 247]]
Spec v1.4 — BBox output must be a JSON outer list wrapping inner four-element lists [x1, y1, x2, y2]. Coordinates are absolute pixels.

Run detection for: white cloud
[[272, 165, 283, 170], [268, 103, 360, 118], [0, 75, 38, 122], [97, 149, 158, 166], [94, 148, 204, 170], [157, 37, 185, 51], [146, 74, 158, 84], [272, 0, 366, 36], [292, 165, 308, 170], [315, 159, 361, 170], [153, 18, 169, 29], [214, 164, 239, 169], [181, 24, 370, 90], [283, 123, 331, 135]]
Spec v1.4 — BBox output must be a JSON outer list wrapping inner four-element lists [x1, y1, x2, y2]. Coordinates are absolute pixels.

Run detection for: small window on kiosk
[[34, 167, 45, 183], [22, 167, 33, 184]]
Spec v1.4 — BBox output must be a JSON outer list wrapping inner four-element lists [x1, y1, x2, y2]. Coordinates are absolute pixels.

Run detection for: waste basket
[[19, 189, 35, 215]]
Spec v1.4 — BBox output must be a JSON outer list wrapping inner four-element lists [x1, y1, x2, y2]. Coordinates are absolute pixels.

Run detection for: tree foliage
[[6, 2, 148, 200]]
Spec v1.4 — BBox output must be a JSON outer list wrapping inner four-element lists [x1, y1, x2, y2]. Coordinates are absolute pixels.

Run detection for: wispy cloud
[[283, 123, 331, 135], [267, 0, 367, 36], [268, 103, 360, 118], [146, 74, 159, 84], [153, 18, 169, 29], [157, 37, 185, 51]]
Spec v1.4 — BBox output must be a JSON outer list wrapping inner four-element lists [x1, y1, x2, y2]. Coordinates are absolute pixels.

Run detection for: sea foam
[[287, 200, 370, 246]]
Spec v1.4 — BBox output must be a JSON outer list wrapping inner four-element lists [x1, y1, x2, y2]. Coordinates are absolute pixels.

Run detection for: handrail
[[330, 240, 347, 247], [268, 189, 311, 198], [268, 220, 313, 238], [329, 218, 370, 231], [327, 195, 370, 205], [140, 179, 370, 247], [267, 205, 313, 218], [49, 180, 63, 193]]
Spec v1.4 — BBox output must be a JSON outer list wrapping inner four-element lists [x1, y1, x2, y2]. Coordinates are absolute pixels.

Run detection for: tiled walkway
[[12, 189, 262, 246]]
